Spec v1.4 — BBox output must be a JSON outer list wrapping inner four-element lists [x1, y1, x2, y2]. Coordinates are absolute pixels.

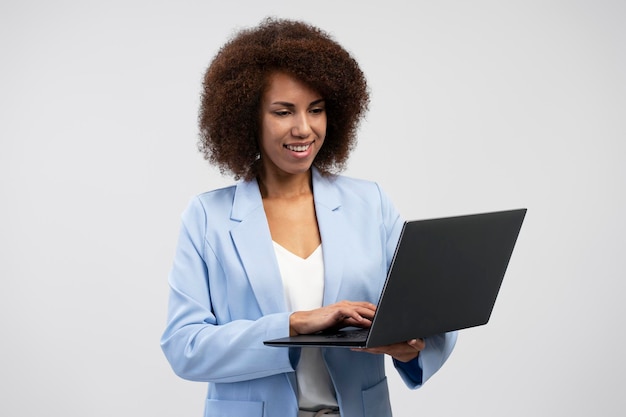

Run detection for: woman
[[161, 18, 456, 417]]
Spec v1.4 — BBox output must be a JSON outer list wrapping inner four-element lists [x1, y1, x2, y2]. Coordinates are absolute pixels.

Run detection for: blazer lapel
[[229, 179, 287, 315], [312, 169, 347, 306]]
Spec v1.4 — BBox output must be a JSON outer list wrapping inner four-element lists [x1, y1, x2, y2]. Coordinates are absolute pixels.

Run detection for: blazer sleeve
[[160, 197, 295, 383], [375, 183, 458, 389], [393, 331, 457, 388]]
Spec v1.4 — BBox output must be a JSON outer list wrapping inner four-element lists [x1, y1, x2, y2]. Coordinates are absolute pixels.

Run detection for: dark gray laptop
[[264, 208, 526, 348]]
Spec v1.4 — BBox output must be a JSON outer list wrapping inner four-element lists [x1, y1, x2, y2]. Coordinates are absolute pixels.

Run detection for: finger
[[339, 300, 377, 312], [349, 304, 376, 319], [407, 338, 426, 351], [338, 306, 372, 322], [353, 301, 377, 312], [340, 311, 370, 325]]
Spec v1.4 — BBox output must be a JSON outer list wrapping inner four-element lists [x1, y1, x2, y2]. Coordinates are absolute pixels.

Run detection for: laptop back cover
[[366, 208, 526, 346]]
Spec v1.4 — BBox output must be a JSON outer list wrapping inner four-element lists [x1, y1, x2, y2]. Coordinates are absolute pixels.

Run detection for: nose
[[291, 113, 312, 138]]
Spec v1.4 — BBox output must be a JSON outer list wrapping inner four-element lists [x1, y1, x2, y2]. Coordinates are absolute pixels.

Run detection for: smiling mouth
[[284, 142, 312, 152]]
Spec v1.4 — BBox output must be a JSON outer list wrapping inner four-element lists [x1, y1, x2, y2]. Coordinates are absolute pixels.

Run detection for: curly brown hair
[[198, 18, 370, 181]]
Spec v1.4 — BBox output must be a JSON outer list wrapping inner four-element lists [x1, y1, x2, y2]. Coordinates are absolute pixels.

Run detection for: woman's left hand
[[351, 338, 425, 362]]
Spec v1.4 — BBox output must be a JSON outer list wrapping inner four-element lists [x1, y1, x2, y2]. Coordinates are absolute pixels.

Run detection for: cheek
[[316, 117, 328, 138], [259, 116, 270, 138], [258, 119, 276, 147], [257, 129, 273, 156], [261, 117, 288, 139]]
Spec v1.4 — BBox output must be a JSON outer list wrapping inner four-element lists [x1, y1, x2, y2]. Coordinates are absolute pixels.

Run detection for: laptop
[[264, 208, 526, 348]]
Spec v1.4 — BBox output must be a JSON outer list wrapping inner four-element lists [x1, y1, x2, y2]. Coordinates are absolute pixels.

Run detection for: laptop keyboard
[[324, 328, 369, 339]]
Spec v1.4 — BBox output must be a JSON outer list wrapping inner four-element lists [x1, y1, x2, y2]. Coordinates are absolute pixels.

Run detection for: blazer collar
[[230, 177, 263, 221], [230, 167, 341, 219], [311, 167, 341, 212], [310, 168, 346, 306]]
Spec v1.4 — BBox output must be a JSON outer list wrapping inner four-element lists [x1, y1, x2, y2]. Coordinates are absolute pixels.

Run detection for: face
[[258, 72, 326, 180]]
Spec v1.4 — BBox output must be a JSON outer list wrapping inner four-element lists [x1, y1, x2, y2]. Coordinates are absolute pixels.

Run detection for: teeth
[[286, 144, 310, 152]]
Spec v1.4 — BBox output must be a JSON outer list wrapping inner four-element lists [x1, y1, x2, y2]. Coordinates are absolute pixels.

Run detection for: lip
[[283, 140, 316, 158]]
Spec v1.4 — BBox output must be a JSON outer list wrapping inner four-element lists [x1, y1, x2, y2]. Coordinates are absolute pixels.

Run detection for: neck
[[258, 169, 313, 199]]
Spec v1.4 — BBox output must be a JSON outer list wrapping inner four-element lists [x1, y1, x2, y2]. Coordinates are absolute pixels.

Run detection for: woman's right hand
[[289, 300, 377, 336]]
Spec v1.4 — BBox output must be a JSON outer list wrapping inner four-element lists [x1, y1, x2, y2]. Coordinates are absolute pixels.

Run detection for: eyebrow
[[271, 98, 325, 107]]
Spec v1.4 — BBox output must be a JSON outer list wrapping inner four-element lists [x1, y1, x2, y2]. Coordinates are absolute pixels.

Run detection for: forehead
[[262, 72, 322, 103]]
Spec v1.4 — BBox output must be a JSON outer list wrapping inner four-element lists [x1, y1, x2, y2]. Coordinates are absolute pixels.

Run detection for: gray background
[[2, 0, 624, 416]]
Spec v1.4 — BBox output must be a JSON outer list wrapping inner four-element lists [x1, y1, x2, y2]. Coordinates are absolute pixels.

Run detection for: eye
[[309, 107, 325, 115], [273, 110, 291, 117]]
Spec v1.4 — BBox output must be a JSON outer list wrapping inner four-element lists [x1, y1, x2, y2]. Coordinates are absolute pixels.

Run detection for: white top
[[273, 242, 339, 411]]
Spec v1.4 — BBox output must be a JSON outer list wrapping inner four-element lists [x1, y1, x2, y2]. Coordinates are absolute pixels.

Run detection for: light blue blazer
[[161, 168, 456, 417]]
